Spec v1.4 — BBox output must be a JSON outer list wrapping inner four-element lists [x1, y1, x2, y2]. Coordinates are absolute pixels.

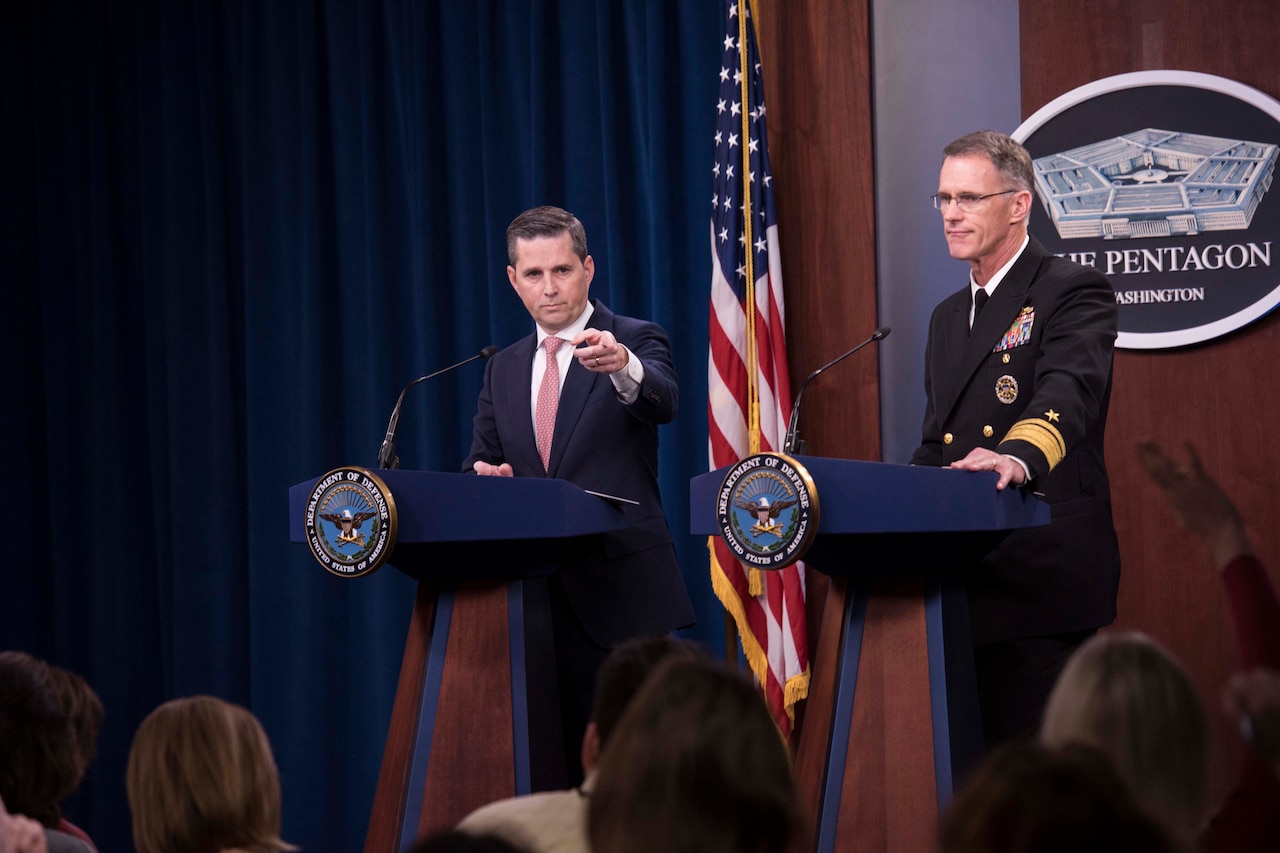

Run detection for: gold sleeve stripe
[[1002, 419, 1067, 472]]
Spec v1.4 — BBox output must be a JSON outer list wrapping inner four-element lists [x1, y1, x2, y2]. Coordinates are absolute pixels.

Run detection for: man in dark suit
[[464, 205, 694, 781], [911, 131, 1121, 747]]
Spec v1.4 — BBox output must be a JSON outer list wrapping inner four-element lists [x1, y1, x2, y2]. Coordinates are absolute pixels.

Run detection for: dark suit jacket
[[463, 298, 694, 646], [911, 236, 1121, 644]]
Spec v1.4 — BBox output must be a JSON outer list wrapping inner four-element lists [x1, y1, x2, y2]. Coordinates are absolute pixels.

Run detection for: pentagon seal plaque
[[1014, 70, 1280, 349]]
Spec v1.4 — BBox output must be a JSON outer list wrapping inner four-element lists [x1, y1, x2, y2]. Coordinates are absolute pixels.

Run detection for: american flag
[[707, 0, 808, 737]]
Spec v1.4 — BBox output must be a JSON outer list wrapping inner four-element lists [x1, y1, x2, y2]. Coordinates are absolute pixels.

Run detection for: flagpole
[[737, 0, 760, 455], [708, 0, 809, 735]]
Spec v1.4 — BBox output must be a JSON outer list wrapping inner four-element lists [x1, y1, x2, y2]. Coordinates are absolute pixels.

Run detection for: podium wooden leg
[[796, 578, 944, 853], [365, 583, 439, 853], [923, 577, 983, 805], [364, 582, 518, 851], [363, 578, 567, 852]]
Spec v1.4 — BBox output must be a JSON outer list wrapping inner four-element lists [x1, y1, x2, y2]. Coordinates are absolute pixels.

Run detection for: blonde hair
[[1040, 632, 1208, 839], [126, 696, 296, 853]]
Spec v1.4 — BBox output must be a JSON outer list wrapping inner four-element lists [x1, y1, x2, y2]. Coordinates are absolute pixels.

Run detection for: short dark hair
[[944, 130, 1034, 193], [46, 664, 103, 795], [591, 636, 704, 748], [506, 206, 588, 266], [938, 742, 1176, 853], [0, 651, 82, 827]]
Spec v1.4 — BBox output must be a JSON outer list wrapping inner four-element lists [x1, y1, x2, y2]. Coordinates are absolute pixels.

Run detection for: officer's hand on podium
[[948, 447, 1026, 491], [473, 460, 514, 477]]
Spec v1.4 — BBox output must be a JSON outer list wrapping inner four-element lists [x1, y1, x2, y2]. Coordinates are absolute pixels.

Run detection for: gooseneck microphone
[[782, 326, 890, 455], [376, 345, 498, 469]]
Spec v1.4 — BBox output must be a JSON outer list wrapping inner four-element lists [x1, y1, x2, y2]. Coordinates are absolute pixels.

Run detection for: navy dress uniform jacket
[[910, 237, 1122, 644], [463, 298, 695, 646]]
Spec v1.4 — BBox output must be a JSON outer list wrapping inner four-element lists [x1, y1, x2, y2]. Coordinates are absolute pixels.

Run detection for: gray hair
[[944, 130, 1034, 193]]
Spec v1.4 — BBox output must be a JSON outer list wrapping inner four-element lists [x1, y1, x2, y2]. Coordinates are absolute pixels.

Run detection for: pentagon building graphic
[[1033, 129, 1277, 239]]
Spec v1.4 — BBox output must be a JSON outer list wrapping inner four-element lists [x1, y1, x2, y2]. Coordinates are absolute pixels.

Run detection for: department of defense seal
[[995, 374, 1020, 404], [715, 452, 819, 570], [304, 467, 398, 578]]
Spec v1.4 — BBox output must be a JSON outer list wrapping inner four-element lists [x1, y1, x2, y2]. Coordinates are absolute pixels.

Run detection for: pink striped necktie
[[535, 336, 564, 472]]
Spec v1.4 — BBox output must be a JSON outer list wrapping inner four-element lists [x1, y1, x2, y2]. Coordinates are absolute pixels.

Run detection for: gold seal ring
[[595, 356, 601, 368]]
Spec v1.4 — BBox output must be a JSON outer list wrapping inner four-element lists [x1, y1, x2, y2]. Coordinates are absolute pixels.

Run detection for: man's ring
[[595, 356, 601, 368]]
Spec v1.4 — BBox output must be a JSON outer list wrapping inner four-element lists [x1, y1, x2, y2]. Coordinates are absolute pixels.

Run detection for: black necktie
[[972, 287, 989, 330]]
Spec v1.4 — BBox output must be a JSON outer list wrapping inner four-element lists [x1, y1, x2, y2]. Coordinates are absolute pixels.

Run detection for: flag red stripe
[[708, 0, 809, 737]]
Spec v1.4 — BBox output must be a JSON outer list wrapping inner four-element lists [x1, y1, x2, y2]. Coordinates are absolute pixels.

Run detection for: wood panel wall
[[754, 0, 1280, 838], [1022, 0, 1280, 811], [754, 0, 880, 465]]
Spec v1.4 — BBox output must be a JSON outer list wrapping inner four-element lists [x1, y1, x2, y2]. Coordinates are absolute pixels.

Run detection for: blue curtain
[[5, 2, 723, 850]]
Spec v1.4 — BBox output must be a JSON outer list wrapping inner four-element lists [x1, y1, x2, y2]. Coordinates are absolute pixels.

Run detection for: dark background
[[4, 2, 725, 851], [11, 1, 1280, 850]]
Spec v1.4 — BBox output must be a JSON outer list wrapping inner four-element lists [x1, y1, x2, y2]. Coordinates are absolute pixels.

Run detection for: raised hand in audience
[[1135, 440, 1254, 569]]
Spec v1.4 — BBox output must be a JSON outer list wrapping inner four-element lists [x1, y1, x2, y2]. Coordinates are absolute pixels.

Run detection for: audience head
[[938, 741, 1175, 853], [126, 695, 295, 853], [1040, 631, 1208, 840], [0, 651, 95, 828], [589, 635, 704, 753], [45, 666, 103, 797], [588, 657, 800, 853]]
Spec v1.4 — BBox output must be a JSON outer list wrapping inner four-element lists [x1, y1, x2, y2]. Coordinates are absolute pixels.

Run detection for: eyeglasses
[[931, 190, 1018, 212]]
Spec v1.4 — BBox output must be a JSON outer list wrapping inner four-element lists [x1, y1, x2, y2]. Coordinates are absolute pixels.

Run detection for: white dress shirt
[[969, 234, 1030, 327], [530, 302, 645, 426], [969, 234, 1032, 482]]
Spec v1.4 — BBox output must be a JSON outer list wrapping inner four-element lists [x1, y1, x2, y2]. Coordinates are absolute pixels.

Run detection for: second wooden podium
[[691, 457, 1049, 853]]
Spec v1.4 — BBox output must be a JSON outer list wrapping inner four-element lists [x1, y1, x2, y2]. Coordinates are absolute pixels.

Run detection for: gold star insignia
[[1044, 409, 1060, 422]]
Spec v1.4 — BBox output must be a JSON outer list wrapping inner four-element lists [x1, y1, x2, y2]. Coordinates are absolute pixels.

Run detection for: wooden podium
[[690, 457, 1049, 853], [290, 470, 627, 852]]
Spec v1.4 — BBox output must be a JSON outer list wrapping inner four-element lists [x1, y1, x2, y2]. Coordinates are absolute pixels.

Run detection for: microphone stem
[[377, 347, 495, 470], [782, 327, 889, 456]]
